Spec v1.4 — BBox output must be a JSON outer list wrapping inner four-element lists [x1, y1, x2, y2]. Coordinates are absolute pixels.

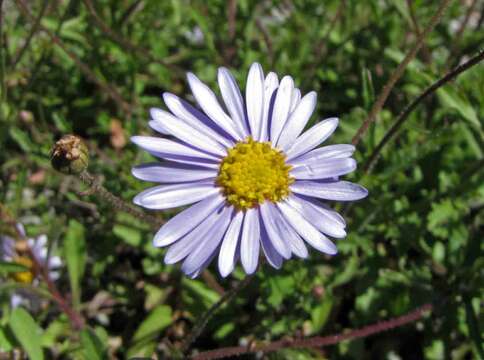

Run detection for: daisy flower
[[132, 63, 368, 278], [0, 223, 61, 308]]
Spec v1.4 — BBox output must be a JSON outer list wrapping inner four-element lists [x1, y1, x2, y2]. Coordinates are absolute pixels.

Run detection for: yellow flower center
[[10, 257, 34, 284], [217, 137, 293, 210]]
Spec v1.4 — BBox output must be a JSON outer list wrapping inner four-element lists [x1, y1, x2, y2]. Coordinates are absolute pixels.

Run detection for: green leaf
[[9, 127, 32, 152], [127, 305, 172, 358], [310, 295, 334, 334], [80, 328, 106, 360], [437, 87, 481, 130], [0, 326, 14, 352], [9, 308, 44, 360], [113, 224, 142, 246], [0, 261, 29, 274], [64, 220, 86, 308]]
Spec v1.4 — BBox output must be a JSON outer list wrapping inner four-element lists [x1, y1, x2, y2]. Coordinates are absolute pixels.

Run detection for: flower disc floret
[[217, 137, 293, 210]]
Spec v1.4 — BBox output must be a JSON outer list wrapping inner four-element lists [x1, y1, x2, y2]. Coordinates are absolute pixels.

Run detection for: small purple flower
[[0, 223, 61, 308], [132, 63, 368, 278]]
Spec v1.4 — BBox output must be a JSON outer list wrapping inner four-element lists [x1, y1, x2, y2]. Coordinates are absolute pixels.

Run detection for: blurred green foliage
[[0, 0, 483, 359]]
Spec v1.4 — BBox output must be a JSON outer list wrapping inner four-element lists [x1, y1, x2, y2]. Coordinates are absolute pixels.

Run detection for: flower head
[[132, 63, 368, 278], [0, 223, 61, 308]]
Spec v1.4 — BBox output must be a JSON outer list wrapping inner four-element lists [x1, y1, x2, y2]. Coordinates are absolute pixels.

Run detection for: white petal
[[164, 204, 225, 264], [181, 206, 233, 275], [163, 93, 234, 148], [154, 193, 225, 247], [260, 72, 279, 141], [245, 63, 265, 139], [290, 180, 369, 201], [240, 208, 260, 274], [277, 201, 337, 255], [259, 203, 291, 259], [187, 73, 242, 140], [277, 91, 316, 150], [285, 117, 339, 160], [290, 158, 357, 180], [218, 67, 249, 137], [132, 163, 217, 183], [133, 182, 219, 210], [131, 136, 219, 161], [286, 195, 346, 238], [218, 211, 244, 277], [289, 88, 301, 114], [150, 108, 227, 157], [290, 144, 356, 167], [270, 75, 294, 144]]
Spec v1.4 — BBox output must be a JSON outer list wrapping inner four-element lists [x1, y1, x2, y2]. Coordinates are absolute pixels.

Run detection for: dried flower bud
[[51, 135, 89, 174]]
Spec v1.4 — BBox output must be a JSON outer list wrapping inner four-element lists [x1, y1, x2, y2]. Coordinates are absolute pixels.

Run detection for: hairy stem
[[192, 303, 433, 359], [352, 0, 453, 146], [78, 171, 163, 229]]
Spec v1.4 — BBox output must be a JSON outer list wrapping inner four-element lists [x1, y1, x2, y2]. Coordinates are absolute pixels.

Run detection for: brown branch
[[351, 0, 453, 146], [192, 303, 433, 360], [11, 0, 50, 68], [227, 0, 237, 40], [81, 0, 181, 73], [405, 0, 432, 63], [364, 48, 484, 173], [181, 276, 253, 356], [14, 0, 131, 113], [255, 17, 274, 66]]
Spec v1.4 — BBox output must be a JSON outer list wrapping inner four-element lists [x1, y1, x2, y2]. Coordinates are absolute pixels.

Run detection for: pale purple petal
[[285, 117, 339, 160], [164, 203, 225, 264], [218, 210, 244, 277], [133, 182, 219, 210], [181, 206, 233, 275], [277, 91, 317, 150], [0, 236, 15, 259], [187, 72, 242, 140], [131, 136, 219, 162], [260, 222, 283, 269], [296, 195, 347, 227], [291, 180, 368, 201], [156, 154, 219, 169], [260, 72, 279, 141], [132, 163, 217, 183], [270, 76, 294, 144], [290, 158, 357, 180], [286, 195, 346, 238], [150, 108, 227, 157], [259, 203, 291, 259], [277, 201, 337, 255], [240, 208, 260, 274], [218, 67, 250, 137], [154, 193, 225, 247], [289, 88, 301, 114], [149, 120, 170, 135], [245, 63, 265, 140], [163, 92, 234, 148], [290, 144, 356, 167]]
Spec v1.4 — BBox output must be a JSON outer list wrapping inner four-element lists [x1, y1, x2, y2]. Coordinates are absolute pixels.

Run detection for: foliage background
[[0, 0, 483, 358]]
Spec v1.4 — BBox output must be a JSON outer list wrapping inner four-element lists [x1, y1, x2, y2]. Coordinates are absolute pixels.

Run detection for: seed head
[[51, 135, 89, 174]]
